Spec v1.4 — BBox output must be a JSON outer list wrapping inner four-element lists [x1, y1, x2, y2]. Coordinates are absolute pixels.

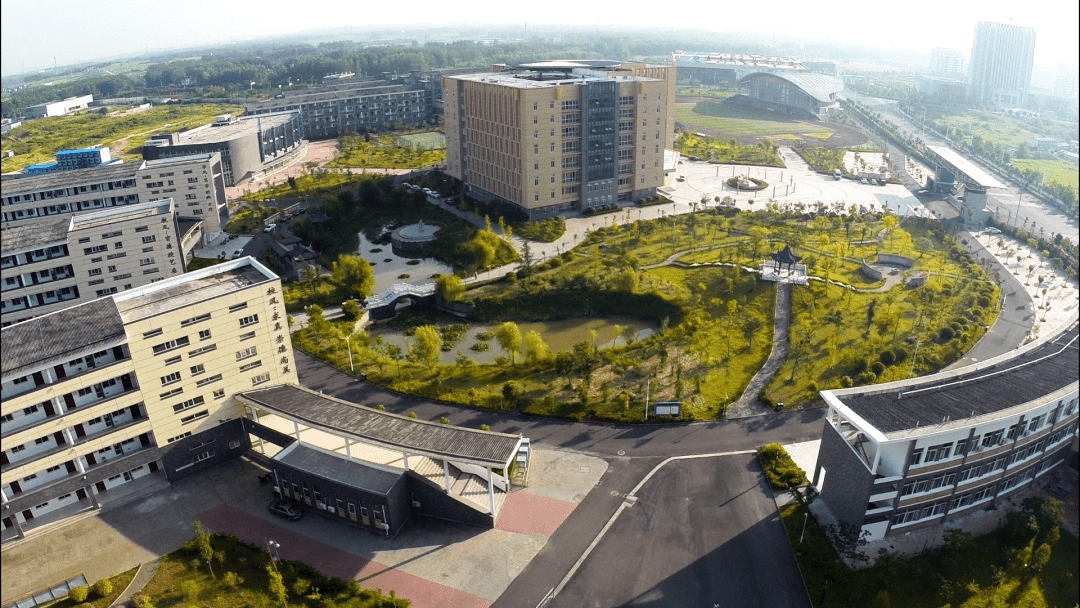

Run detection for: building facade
[[1, 154, 228, 235], [813, 321, 1079, 541], [929, 48, 966, 80], [142, 113, 305, 186], [969, 21, 1036, 107], [25, 148, 115, 175], [443, 61, 675, 220], [672, 51, 806, 85], [0, 258, 298, 540], [0, 199, 196, 326], [245, 78, 435, 139], [24, 95, 94, 119]]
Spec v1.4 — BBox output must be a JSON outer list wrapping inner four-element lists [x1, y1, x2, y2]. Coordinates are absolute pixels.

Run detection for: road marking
[[551, 449, 756, 598]]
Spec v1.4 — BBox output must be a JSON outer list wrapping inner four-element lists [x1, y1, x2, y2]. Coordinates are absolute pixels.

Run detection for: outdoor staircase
[[407, 456, 505, 515]]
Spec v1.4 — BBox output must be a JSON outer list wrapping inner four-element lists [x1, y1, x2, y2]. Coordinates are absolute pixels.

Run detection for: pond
[[367, 316, 656, 365], [357, 231, 453, 294]]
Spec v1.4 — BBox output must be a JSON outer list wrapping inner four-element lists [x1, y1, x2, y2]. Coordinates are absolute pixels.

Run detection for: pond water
[[357, 231, 453, 294], [367, 316, 656, 365]]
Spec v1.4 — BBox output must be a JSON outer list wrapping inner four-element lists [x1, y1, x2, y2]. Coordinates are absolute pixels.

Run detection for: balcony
[[1, 348, 130, 402], [869, 490, 898, 503], [1, 409, 147, 474]]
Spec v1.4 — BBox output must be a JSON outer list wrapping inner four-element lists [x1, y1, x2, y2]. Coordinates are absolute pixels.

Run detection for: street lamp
[[265, 538, 281, 570], [340, 325, 361, 373]]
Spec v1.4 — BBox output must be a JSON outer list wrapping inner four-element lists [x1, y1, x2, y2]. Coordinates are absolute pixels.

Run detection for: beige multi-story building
[[0, 258, 297, 540], [1, 153, 227, 235], [443, 60, 675, 220], [0, 199, 202, 326]]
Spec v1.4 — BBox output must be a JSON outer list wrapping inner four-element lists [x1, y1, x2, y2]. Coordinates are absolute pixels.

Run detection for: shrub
[[180, 580, 200, 602], [69, 586, 89, 603], [133, 595, 155, 608], [841, 375, 854, 388], [807, 381, 819, 393], [375, 404, 385, 411], [870, 361, 886, 375], [407, 412, 417, 419], [757, 443, 808, 490], [92, 578, 113, 598], [879, 350, 895, 365], [479, 424, 490, 431], [439, 417, 449, 424]]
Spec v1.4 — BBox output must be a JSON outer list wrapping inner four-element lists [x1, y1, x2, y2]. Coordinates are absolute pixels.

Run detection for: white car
[[984, 227, 1002, 235], [232, 249, 243, 259], [264, 224, 276, 233]]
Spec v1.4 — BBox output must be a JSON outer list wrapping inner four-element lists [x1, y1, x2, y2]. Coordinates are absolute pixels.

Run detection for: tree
[[411, 326, 441, 369], [502, 380, 522, 406], [331, 254, 375, 301], [522, 330, 549, 364], [341, 299, 362, 321], [92, 578, 114, 598], [614, 267, 638, 293], [434, 274, 465, 302], [267, 564, 288, 607], [300, 260, 320, 297], [496, 322, 523, 365]]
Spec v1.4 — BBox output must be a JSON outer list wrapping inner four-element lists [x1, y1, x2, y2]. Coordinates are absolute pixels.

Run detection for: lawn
[[138, 527, 408, 607], [676, 101, 834, 138], [395, 131, 445, 150], [242, 171, 368, 202], [328, 135, 445, 169], [295, 208, 989, 420], [675, 132, 784, 167], [781, 498, 1079, 608], [930, 109, 1079, 148], [1, 103, 241, 172], [1012, 158, 1079, 199]]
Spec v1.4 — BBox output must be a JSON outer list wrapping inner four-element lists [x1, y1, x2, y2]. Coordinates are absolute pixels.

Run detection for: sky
[[2, 0, 1078, 76]]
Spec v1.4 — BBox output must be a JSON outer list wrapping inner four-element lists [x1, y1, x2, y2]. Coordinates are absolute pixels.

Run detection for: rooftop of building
[[112, 257, 275, 323], [0, 216, 71, 254], [3, 153, 219, 195], [828, 322, 1079, 435], [927, 146, 1008, 190], [1, 297, 126, 379], [673, 51, 805, 70], [170, 113, 297, 146], [245, 81, 419, 111], [237, 384, 522, 467], [738, 71, 844, 103], [69, 198, 173, 231], [275, 443, 402, 495], [450, 68, 660, 90]]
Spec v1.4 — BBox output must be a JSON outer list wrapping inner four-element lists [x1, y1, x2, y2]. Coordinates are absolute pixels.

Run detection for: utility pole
[[644, 380, 650, 421]]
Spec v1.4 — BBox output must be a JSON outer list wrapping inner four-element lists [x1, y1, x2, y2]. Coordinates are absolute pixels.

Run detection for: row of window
[[910, 402, 1077, 466]]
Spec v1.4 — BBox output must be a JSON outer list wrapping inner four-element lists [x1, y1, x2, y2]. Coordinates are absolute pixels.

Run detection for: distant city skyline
[[2, 0, 1077, 77]]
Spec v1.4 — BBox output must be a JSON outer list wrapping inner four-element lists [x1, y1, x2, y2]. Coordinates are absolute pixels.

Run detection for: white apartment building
[[1, 154, 227, 235], [1, 199, 200, 326], [0, 258, 298, 541], [813, 320, 1079, 541]]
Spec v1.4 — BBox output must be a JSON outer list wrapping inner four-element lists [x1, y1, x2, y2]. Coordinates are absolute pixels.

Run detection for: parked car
[[860, 178, 868, 185], [264, 224, 276, 233], [984, 227, 1002, 235], [232, 249, 243, 259], [268, 499, 303, 521], [676, 176, 686, 182]]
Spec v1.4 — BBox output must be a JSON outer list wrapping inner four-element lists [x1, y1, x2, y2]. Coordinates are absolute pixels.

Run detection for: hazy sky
[[2, 0, 1077, 76]]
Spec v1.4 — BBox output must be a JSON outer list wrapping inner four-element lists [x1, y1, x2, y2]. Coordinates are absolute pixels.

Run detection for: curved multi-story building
[[812, 318, 1079, 541]]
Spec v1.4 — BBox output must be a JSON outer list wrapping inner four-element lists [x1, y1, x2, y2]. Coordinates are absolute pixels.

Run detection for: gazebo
[[761, 244, 807, 284], [771, 244, 802, 274]]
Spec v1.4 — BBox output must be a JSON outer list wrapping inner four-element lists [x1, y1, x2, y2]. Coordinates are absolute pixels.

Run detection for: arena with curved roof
[[734, 72, 844, 121]]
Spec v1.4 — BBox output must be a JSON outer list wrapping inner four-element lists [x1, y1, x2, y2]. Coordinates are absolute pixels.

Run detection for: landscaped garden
[[135, 524, 408, 607], [781, 496, 1078, 608], [292, 205, 994, 421], [328, 134, 445, 169], [675, 131, 784, 167]]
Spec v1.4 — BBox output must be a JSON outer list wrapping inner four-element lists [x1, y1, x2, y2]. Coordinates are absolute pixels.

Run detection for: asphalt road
[[552, 456, 811, 608]]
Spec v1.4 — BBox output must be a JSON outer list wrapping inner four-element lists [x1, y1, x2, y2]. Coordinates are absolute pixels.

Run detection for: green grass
[[140, 531, 409, 607], [224, 204, 275, 234], [186, 257, 226, 272], [781, 501, 1079, 608], [676, 101, 833, 137], [395, 131, 445, 150], [675, 132, 784, 167], [1, 103, 241, 172], [44, 567, 138, 608], [1012, 158, 1079, 199], [241, 171, 364, 201], [328, 135, 445, 168], [930, 109, 1079, 148], [296, 209, 988, 421]]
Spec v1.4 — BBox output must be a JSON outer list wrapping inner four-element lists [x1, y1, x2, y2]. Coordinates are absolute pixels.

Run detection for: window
[[251, 372, 271, 386], [139, 257, 155, 266], [239, 331, 256, 341], [143, 328, 163, 338], [213, 388, 225, 399], [84, 245, 107, 255], [228, 302, 248, 312], [153, 336, 190, 354], [196, 374, 223, 387], [239, 360, 263, 372], [190, 363, 206, 376], [239, 314, 259, 327], [160, 387, 183, 399], [925, 442, 953, 462], [982, 430, 1004, 448], [909, 448, 923, 466], [142, 235, 156, 244], [165, 355, 182, 365], [180, 313, 211, 327], [174, 396, 206, 414], [161, 371, 182, 386], [198, 329, 211, 341], [96, 287, 118, 297], [167, 431, 192, 443], [236, 346, 258, 361], [188, 344, 216, 357]]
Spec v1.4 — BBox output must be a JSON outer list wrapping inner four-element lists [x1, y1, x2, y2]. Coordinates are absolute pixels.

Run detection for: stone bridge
[[365, 282, 436, 320]]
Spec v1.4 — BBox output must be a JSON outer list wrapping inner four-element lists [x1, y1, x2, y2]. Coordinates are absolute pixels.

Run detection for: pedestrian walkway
[[730, 283, 791, 418], [108, 557, 162, 608]]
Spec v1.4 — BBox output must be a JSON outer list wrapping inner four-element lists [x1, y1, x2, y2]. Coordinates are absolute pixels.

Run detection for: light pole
[[265, 538, 281, 570]]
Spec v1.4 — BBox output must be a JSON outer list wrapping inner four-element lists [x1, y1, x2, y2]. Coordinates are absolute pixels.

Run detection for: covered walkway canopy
[[236, 384, 522, 469], [926, 146, 1008, 191]]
